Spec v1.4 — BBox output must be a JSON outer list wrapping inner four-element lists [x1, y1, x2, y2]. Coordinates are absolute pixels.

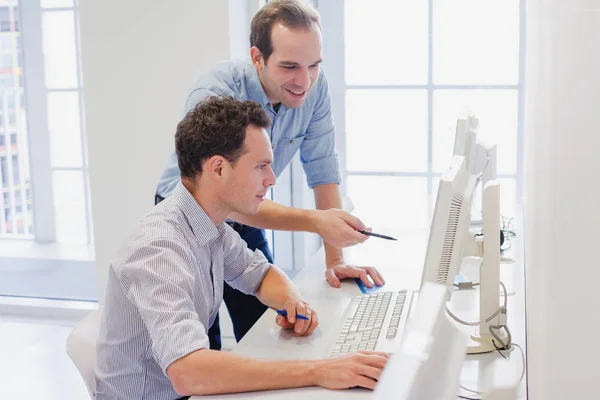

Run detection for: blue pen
[[276, 309, 309, 320]]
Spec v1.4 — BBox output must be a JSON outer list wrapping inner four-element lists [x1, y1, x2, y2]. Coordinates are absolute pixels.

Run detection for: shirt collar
[[171, 181, 226, 246], [244, 58, 274, 110]]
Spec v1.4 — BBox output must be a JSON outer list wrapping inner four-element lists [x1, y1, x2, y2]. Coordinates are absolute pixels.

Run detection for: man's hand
[[325, 264, 385, 289], [275, 299, 319, 336], [312, 209, 369, 249], [313, 351, 390, 390]]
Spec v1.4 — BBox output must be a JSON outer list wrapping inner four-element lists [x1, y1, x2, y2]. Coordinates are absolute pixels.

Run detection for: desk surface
[[193, 227, 527, 399]]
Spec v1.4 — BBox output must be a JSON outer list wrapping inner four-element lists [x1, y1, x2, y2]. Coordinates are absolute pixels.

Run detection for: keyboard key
[[330, 290, 411, 357]]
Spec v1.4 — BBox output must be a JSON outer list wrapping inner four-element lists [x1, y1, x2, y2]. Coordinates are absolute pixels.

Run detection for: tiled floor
[[0, 302, 236, 399]]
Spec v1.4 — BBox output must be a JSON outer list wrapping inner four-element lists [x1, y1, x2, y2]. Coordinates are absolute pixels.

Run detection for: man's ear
[[206, 156, 225, 178], [250, 46, 264, 71]]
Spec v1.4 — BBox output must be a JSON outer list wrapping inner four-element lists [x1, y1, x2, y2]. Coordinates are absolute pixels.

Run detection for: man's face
[[221, 125, 276, 216], [253, 22, 323, 109]]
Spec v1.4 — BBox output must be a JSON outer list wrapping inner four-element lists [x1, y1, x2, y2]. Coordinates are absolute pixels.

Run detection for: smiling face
[[219, 124, 276, 216], [251, 22, 323, 109]]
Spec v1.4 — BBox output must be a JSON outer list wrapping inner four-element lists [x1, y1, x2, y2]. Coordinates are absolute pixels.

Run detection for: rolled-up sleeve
[[300, 72, 342, 188], [222, 227, 271, 295], [117, 237, 210, 374]]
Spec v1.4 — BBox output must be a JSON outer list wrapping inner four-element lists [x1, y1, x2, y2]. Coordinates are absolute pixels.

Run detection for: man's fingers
[[305, 310, 319, 336], [358, 350, 390, 357], [276, 314, 285, 326], [365, 267, 385, 286], [358, 353, 389, 369], [341, 225, 368, 246], [325, 269, 341, 288], [356, 365, 384, 382], [358, 269, 374, 288], [340, 212, 366, 231], [331, 266, 373, 287], [351, 375, 377, 390], [276, 314, 293, 328], [295, 302, 309, 335], [283, 302, 297, 324]]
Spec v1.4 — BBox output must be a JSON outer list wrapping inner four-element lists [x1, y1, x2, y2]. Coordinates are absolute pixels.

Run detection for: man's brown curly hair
[[175, 96, 271, 179]]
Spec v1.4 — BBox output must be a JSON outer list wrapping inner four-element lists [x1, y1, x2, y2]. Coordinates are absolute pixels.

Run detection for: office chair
[[66, 308, 103, 398]]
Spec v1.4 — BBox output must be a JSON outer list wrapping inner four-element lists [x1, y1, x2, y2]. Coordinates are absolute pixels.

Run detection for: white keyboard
[[329, 290, 414, 356]]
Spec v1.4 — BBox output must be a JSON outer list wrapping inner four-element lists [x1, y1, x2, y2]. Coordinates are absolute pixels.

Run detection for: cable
[[500, 214, 516, 253], [460, 384, 481, 394], [458, 342, 525, 398], [493, 340, 508, 359], [511, 343, 526, 386], [446, 305, 503, 326], [490, 324, 512, 350], [446, 282, 508, 327]]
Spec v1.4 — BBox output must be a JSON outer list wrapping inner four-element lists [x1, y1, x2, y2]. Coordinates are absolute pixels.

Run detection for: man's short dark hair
[[175, 96, 271, 179], [250, 0, 322, 63]]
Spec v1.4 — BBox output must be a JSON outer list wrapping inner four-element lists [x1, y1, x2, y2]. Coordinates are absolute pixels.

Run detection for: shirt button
[[271, 143, 275, 149], [289, 139, 294, 144]]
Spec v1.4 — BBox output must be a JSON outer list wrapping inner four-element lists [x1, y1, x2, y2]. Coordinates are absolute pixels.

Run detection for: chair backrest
[[66, 308, 103, 398]]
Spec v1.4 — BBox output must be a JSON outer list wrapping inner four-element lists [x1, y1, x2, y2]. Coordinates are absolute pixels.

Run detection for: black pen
[[358, 230, 398, 241]]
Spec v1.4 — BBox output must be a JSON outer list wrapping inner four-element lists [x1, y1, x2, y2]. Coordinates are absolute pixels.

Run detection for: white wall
[[80, 1, 233, 302], [524, 1, 600, 398]]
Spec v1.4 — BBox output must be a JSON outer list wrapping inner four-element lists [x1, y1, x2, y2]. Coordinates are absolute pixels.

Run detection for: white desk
[[193, 227, 527, 399]]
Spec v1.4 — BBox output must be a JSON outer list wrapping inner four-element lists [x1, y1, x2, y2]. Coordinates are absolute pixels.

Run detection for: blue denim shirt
[[156, 58, 341, 198]]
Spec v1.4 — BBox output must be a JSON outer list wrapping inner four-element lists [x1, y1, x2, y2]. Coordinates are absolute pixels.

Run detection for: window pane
[[346, 89, 428, 172], [432, 90, 518, 175], [53, 170, 87, 244], [433, 0, 519, 84], [434, 177, 517, 225], [0, 7, 14, 33], [345, 0, 428, 85], [48, 91, 82, 168], [41, 0, 74, 8], [42, 11, 78, 89], [347, 175, 428, 232]]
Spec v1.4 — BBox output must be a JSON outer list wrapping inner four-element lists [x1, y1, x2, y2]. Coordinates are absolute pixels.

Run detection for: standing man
[[156, 0, 384, 350]]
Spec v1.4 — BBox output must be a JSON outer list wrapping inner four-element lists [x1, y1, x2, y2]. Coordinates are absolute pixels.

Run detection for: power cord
[[446, 282, 508, 328], [458, 342, 526, 400], [500, 215, 516, 253]]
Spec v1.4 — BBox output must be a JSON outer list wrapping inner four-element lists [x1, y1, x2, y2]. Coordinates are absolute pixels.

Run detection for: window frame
[[18, 0, 92, 244], [315, 0, 526, 222]]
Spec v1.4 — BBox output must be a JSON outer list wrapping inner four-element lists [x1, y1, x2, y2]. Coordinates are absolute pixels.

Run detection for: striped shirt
[[94, 182, 271, 400]]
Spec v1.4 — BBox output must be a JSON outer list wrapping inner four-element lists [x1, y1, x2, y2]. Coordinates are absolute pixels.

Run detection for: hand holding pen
[[275, 299, 319, 336], [358, 229, 397, 241]]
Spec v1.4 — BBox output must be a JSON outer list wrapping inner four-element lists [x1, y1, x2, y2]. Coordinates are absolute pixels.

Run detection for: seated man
[[95, 96, 389, 399]]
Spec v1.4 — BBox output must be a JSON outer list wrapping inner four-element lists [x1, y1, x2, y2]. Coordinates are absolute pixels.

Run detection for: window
[[318, 0, 524, 237], [0, 0, 94, 301]]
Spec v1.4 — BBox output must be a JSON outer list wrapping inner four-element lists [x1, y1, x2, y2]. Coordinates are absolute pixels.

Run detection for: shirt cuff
[[302, 154, 342, 188], [226, 249, 271, 295], [154, 319, 210, 375]]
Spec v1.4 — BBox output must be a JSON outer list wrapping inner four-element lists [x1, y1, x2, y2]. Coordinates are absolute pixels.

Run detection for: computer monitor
[[420, 155, 478, 294], [453, 116, 479, 174], [453, 116, 498, 225], [424, 149, 506, 354], [373, 282, 468, 400]]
